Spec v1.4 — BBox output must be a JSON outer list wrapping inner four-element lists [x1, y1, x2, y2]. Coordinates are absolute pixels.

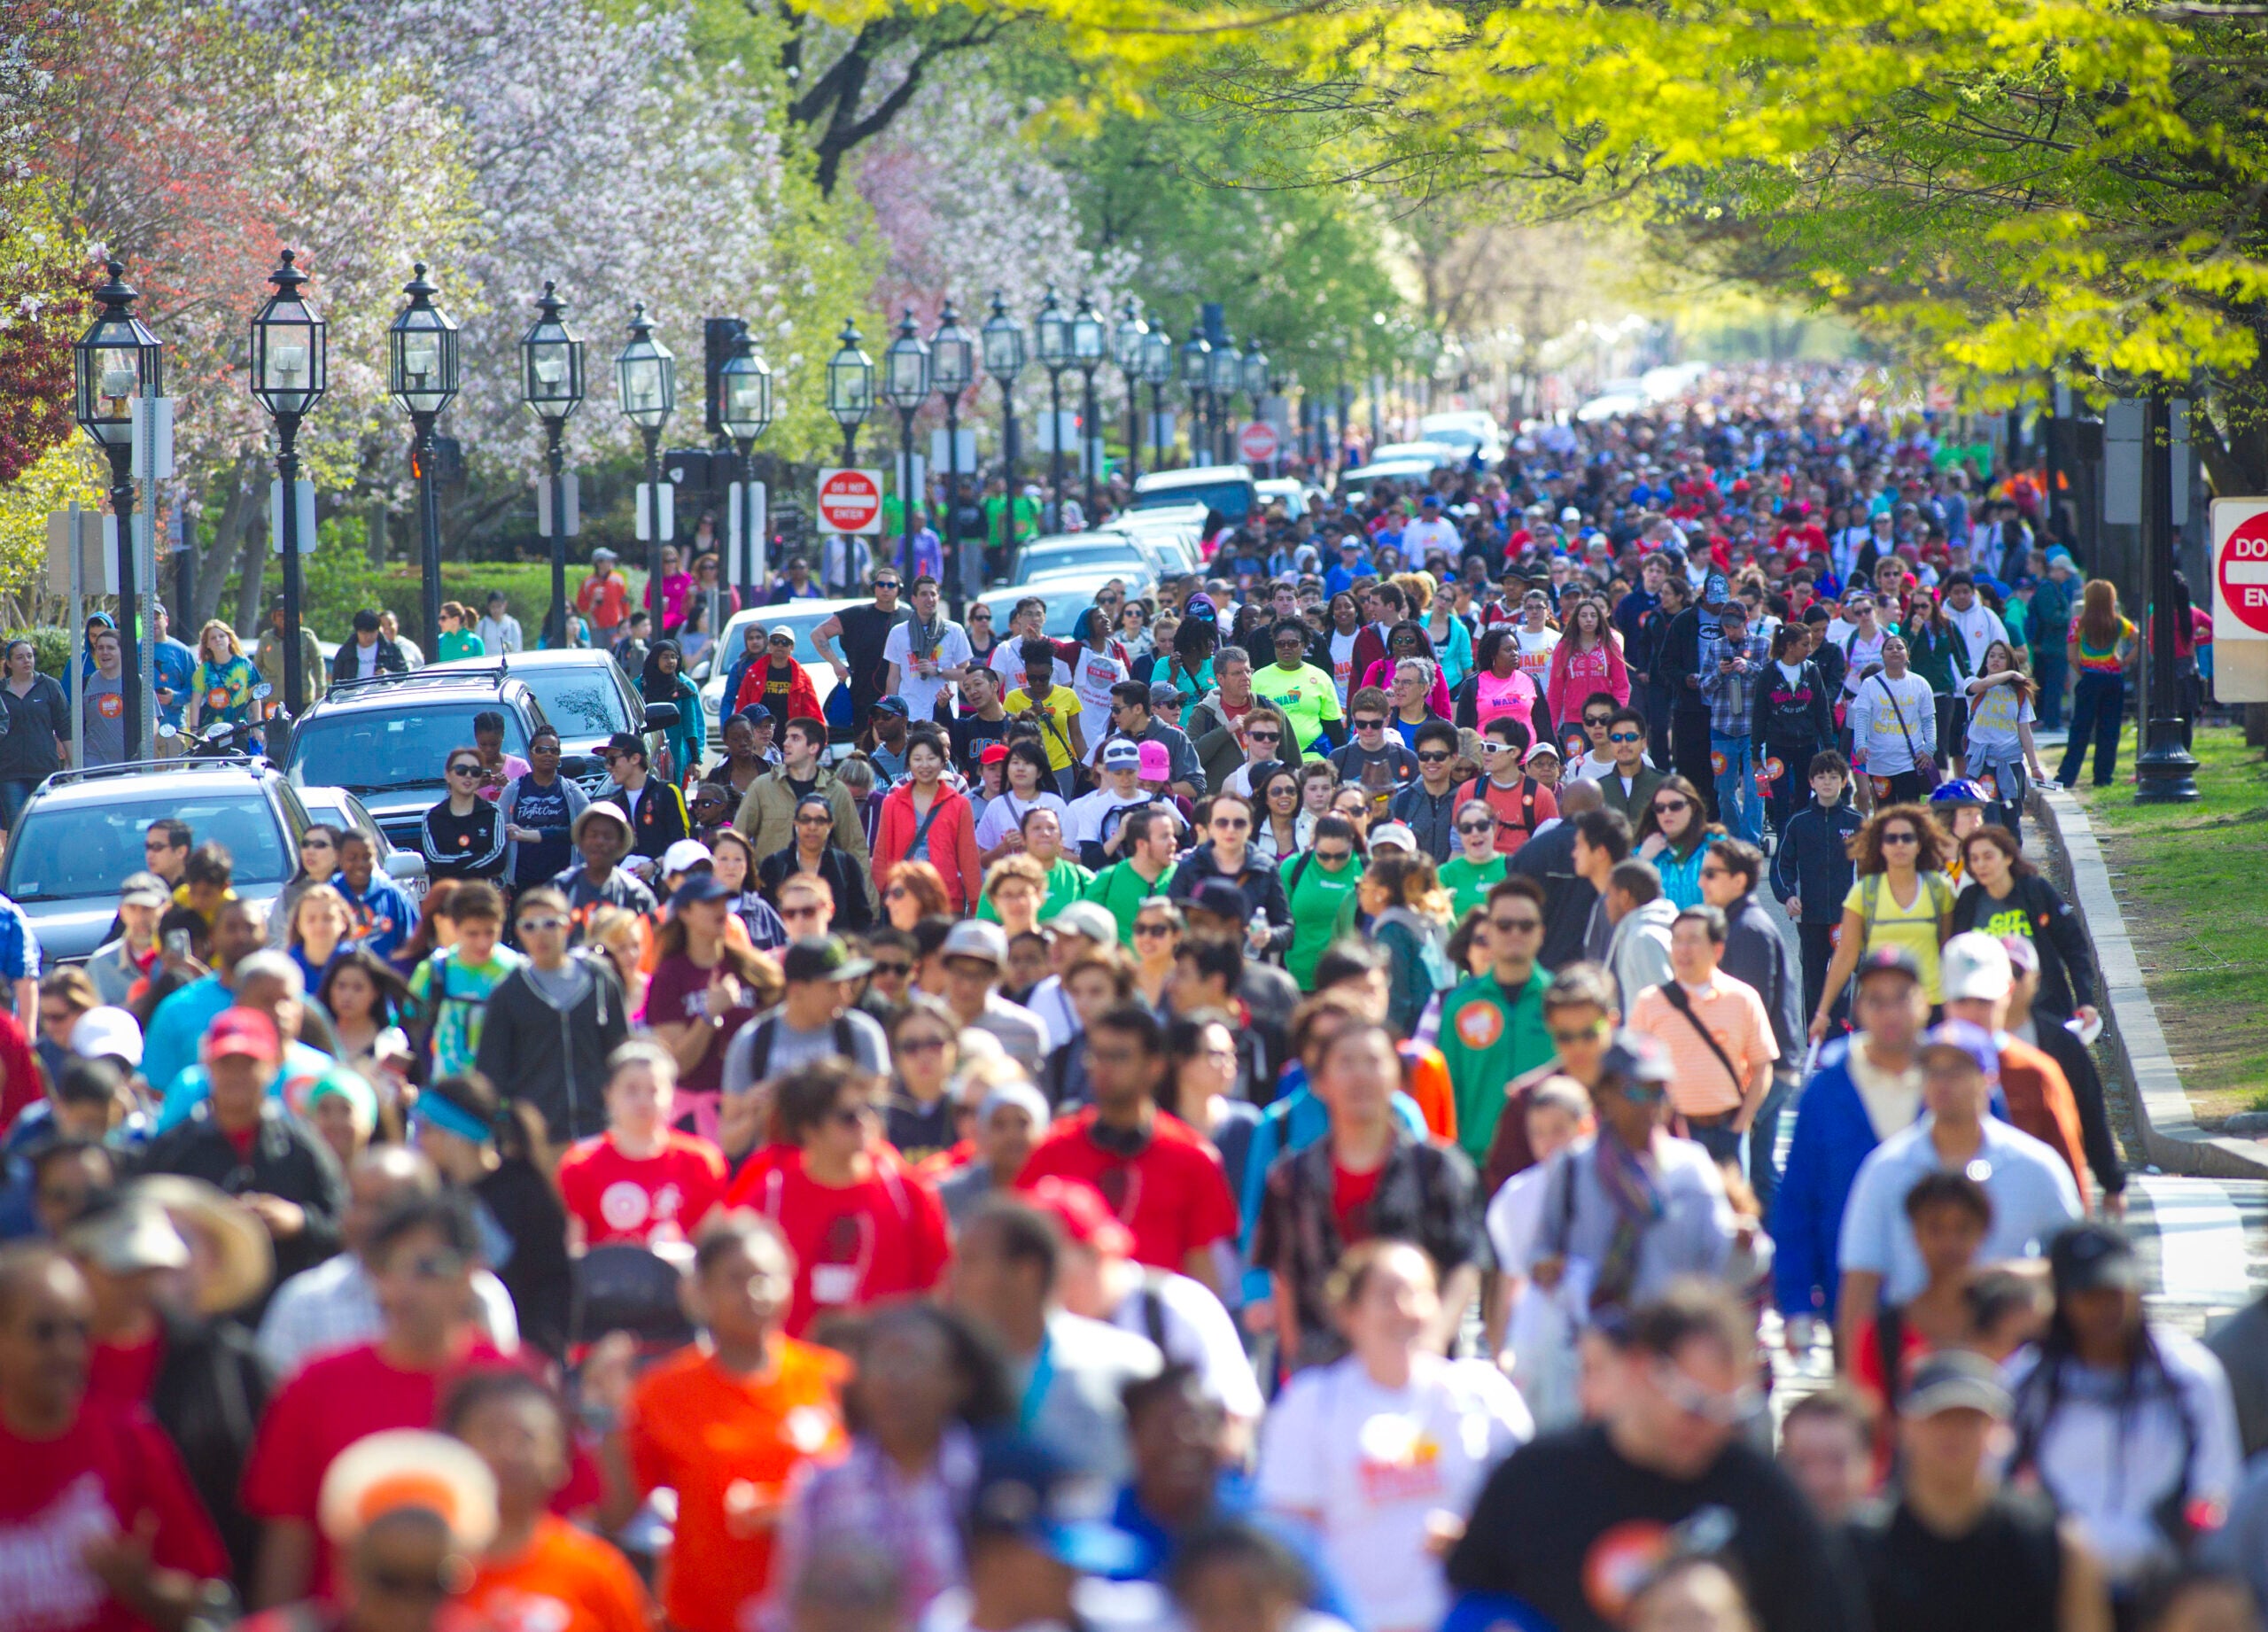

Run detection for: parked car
[[428, 648, 665, 799], [1006, 532, 1160, 587], [0, 760, 318, 963], [1107, 505, 1207, 574], [1337, 457, 1449, 506]]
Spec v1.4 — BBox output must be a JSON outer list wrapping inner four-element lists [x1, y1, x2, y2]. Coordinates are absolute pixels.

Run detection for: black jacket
[[1769, 798, 1863, 921], [150, 1309, 273, 1589], [606, 778, 691, 860], [1166, 841, 1293, 941], [134, 1104, 346, 1292], [1751, 658, 1837, 752], [1508, 816, 1596, 973], [757, 844, 874, 932], [473, 952, 630, 1144], [2024, 1010, 2124, 1198], [1721, 892, 1804, 1063], [330, 636, 408, 684], [1658, 606, 1710, 719], [1952, 874, 2098, 1020]]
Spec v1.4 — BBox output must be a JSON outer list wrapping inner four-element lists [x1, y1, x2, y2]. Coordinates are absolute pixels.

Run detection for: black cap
[[2049, 1220, 2143, 1295], [671, 872, 734, 907], [780, 935, 873, 984], [1597, 1029, 1674, 1084], [1186, 877, 1249, 922], [603, 731, 647, 759]]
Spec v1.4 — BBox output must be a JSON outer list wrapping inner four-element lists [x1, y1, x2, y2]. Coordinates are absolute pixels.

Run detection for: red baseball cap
[[206, 1006, 280, 1064], [1025, 1177, 1134, 1258]]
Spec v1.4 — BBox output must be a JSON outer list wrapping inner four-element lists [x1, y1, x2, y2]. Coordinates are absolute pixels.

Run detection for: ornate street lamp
[[520, 281, 585, 648], [387, 262, 461, 646], [981, 292, 1026, 580], [882, 307, 932, 582], [1179, 319, 1212, 469], [1138, 325, 1173, 472], [1114, 297, 1148, 484], [615, 302, 676, 632], [827, 317, 874, 463], [1035, 285, 1071, 528], [1070, 291, 1107, 526], [717, 323, 773, 608], [249, 251, 327, 715], [1206, 328, 1241, 465], [929, 301, 975, 604], [74, 258, 161, 756]]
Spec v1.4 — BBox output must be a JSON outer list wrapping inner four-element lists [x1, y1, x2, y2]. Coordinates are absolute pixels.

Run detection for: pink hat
[[1137, 740, 1171, 780]]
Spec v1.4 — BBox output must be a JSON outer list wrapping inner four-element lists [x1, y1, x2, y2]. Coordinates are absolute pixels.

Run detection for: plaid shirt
[[1253, 1125, 1480, 1371], [1697, 627, 1773, 736]]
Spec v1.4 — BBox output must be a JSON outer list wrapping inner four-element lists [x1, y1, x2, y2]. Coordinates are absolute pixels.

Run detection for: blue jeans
[[2058, 671, 2125, 787], [1710, 732, 1761, 843]]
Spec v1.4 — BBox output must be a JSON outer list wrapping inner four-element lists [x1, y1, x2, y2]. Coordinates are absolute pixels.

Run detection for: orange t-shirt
[[625, 1343, 849, 1632], [466, 1514, 655, 1632], [1397, 1041, 1459, 1145]]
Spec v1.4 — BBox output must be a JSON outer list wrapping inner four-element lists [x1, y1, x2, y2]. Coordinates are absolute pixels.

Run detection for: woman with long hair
[[1459, 625, 1547, 746], [2059, 579, 2138, 789], [882, 997, 962, 1162], [0, 638, 68, 822], [1961, 639, 2050, 839], [1950, 825, 2099, 1028], [269, 824, 343, 950], [1544, 596, 1630, 729], [394, 875, 462, 974], [1634, 773, 1720, 910], [1068, 603, 1131, 757], [318, 947, 415, 1078], [756, 792, 871, 934], [1358, 621, 1454, 719], [1161, 610, 1218, 699], [186, 618, 259, 733], [1807, 802, 1956, 1039], [1131, 898, 1183, 1008], [1281, 813, 1365, 991], [1325, 590, 1364, 705], [1356, 851, 1456, 1036], [707, 828, 792, 949], [285, 882, 354, 991], [972, 738, 1067, 865], [1252, 764, 1313, 866], [642, 878, 780, 1139], [639, 639, 705, 783], [1899, 589, 1972, 777], [1754, 624, 1837, 840], [1165, 1008, 1262, 1163], [1420, 576, 1476, 694], [875, 728, 982, 913], [585, 904, 647, 1015]]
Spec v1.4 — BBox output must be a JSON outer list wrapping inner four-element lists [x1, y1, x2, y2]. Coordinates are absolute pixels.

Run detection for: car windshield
[[1020, 543, 1146, 579], [290, 703, 532, 793], [2, 792, 289, 902], [1130, 479, 1251, 519], [511, 667, 630, 739], [716, 605, 843, 668]]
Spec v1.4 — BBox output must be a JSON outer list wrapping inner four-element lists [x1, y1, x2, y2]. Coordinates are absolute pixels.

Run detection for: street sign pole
[[67, 502, 83, 770]]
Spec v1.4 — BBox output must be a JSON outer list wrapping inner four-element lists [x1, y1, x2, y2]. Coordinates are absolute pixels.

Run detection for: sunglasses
[[1549, 1021, 1610, 1046], [400, 1250, 468, 1282], [897, 1035, 951, 1055], [1582, 714, 1613, 727], [1246, 730, 1280, 743], [1417, 750, 1450, 765], [1313, 847, 1353, 864], [1352, 718, 1386, 731], [874, 580, 902, 591], [871, 960, 912, 976], [447, 764, 483, 779], [1881, 830, 1921, 845], [1133, 921, 1176, 937], [1456, 821, 1495, 836], [829, 1101, 878, 1128], [1607, 731, 1643, 744], [1653, 798, 1693, 814], [1489, 915, 1542, 935], [1479, 741, 1512, 755], [781, 905, 827, 921], [1212, 817, 1250, 830], [517, 915, 567, 934]]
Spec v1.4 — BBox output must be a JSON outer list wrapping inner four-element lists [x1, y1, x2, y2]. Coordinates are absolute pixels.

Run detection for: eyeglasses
[[1489, 915, 1542, 935], [1417, 750, 1450, 765], [1133, 921, 1176, 938], [517, 915, 566, 934], [1352, 718, 1386, 731], [884, 885, 912, 900], [829, 1101, 878, 1128], [897, 1035, 951, 1055], [1456, 821, 1495, 836], [795, 812, 832, 824], [1880, 829, 1921, 845], [1549, 1021, 1610, 1046], [1652, 797, 1692, 815], [1698, 864, 1730, 879], [1607, 731, 1643, 744]]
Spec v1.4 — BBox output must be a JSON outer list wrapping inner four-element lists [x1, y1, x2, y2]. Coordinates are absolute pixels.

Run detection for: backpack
[[742, 1013, 860, 1085], [1860, 870, 1955, 938]]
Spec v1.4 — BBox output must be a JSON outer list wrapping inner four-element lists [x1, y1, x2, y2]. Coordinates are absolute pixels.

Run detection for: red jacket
[[730, 655, 822, 725], [874, 781, 983, 912]]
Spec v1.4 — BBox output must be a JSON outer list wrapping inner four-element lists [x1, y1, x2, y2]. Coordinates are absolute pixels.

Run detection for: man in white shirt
[[1938, 571, 2010, 671], [882, 574, 972, 724], [1068, 739, 1157, 869], [1402, 492, 1461, 562]]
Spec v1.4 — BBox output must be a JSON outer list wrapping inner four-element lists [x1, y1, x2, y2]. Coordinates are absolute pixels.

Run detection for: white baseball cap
[[1369, 821, 1419, 855], [1940, 932, 2013, 1002]]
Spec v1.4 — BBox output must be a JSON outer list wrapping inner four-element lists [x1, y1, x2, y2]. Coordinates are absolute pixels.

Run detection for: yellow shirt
[[1844, 872, 1953, 1003], [1005, 686, 1079, 771]]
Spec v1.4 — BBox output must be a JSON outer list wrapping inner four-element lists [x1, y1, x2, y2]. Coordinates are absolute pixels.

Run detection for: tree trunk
[[194, 468, 259, 633]]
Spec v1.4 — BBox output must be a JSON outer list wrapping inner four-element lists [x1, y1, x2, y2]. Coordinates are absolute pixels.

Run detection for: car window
[[2, 791, 289, 902], [290, 703, 529, 793], [514, 668, 630, 738], [1130, 479, 1252, 519], [717, 605, 844, 667]]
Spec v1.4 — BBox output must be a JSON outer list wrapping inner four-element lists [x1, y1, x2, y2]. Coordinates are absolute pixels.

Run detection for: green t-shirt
[[1440, 854, 1506, 922], [983, 493, 1045, 545], [1250, 661, 1344, 751], [1280, 850, 1363, 991], [1435, 966, 1555, 1165], [977, 856, 1094, 924], [1082, 859, 1177, 944]]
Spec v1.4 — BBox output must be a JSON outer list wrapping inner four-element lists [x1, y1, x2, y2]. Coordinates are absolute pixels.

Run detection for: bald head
[[346, 1146, 440, 1257], [1557, 777, 1604, 816]]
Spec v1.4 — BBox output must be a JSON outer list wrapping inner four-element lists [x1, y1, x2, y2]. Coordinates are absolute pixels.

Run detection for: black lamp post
[[882, 307, 932, 582], [981, 292, 1025, 582], [1179, 319, 1212, 470], [387, 262, 460, 649], [1114, 298, 1147, 485], [1071, 291, 1106, 527], [2135, 389, 2202, 802], [827, 317, 874, 464], [249, 251, 327, 717], [73, 258, 161, 758], [718, 323, 774, 610], [520, 281, 586, 649], [614, 302, 677, 633], [1206, 329, 1241, 466], [929, 301, 975, 605], [1241, 338, 1270, 471], [1035, 285, 1071, 529], [1138, 325, 1173, 473]]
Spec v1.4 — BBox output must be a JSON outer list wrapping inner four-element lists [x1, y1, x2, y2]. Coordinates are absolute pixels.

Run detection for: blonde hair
[[197, 619, 244, 662]]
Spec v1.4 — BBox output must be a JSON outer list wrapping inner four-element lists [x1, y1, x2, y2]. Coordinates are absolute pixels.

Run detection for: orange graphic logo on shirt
[[95, 693, 123, 719], [1454, 1000, 1503, 1051], [1581, 1519, 1674, 1626], [1710, 750, 1727, 777]]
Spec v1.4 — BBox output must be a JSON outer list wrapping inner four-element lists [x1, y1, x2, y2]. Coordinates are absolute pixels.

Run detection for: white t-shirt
[[1513, 626, 1559, 683], [1066, 785, 1150, 851], [991, 637, 1072, 690], [1257, 1355, 1533, 1632], [1068, 644, 1130, 750], [1105, 1270, 1265, 1421], [1485, 1165, 1556, 1277], [973, 789, 1068, 855], [1946, 600, 2010, 671], [883, 618, 972, 724], [1402, 517, 1460, 559], [1329, 630, 1360, 704]]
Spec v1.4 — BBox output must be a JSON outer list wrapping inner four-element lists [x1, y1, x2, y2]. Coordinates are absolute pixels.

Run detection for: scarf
[[905, 610, 944, 663], [1590, 1121, 1666, 1312]]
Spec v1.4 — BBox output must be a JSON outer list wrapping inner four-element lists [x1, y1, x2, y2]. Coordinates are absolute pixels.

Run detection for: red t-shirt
[[85, 1332, 167, 1411], [1332, 1162, 1383, 1245], [558, 1131, 728, 1247], [735, 1149, 951, 1337], [1015, 1108, 1239, 1271], [243, 1339, 600, 1602], [0, 1403, 228, 1632]]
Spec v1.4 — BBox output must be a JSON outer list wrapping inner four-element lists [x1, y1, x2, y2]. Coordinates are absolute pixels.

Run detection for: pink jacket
[[1546, 636, 1631, 727], [1357, 657, 1454, 719]]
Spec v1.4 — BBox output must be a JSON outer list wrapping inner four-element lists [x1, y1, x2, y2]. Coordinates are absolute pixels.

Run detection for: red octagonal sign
[[2215, 500, 2268, 639], [1237, 421, 1278, 464], [817, 467, 883, 534]]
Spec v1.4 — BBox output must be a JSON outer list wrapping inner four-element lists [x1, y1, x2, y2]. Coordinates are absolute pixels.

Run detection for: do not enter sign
[[2213, 498, 2268, 640], [817, 467, 884, 534], [1237, 422, 1278, 465]]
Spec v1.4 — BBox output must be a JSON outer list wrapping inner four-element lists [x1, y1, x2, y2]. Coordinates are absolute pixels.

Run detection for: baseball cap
[[119, 871, 169, 909], [1940, 932, 2013, 1002], [1999, 934, 2040, 975], [780, 936, 874, 983], [941, 920, 1009, 968], [980, 742, 1011, 765], [1026, 1176, 1136, 1258], [1051, 902, 1118, 946], [1899, 1350, 2012, 1419], [590, 546, 619, 563], [1420, 493, 1441, 508], [967, 1438, 1139, 1575], [1101, 739, 1142, 770], [870, 696, 911, 719], [661, 839, 713, 876], [1853, 945, 1922, 985], [206, 1006, 280, 1063], [1919, 1018, 1999, 1078], [1186, 877, 1250, 922], [1137, 741, 1171, 781], [319, 1430, 498, 1551], [1523, 740, 1561, 765], [1369, 821, 1418, 855], [1930, 779, 1992, 808], [1148, 682, 1186, 708], [602, 730, 647, 758], [71, 1006, 144, 1067], [1598, 1029, 1674, 1084], [2049, 1220, 2143, 1295], [768, 626, 796, 645], [1559, 506, 1581, 524], [978, 1081, 1052, 1131], [671, 871, 735, 907]]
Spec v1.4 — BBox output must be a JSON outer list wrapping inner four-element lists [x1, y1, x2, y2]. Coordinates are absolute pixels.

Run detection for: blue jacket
[[1768, 1037, 1880, 1317], [1769, 798, 1862, 921]]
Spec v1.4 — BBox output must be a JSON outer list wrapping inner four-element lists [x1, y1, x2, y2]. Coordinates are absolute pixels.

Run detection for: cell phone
[[164, 929, 190, 958]]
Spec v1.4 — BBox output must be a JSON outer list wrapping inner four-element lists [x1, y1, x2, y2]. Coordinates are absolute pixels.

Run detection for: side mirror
[[642, 702, 680, 730], [383, 850, 427, 882]]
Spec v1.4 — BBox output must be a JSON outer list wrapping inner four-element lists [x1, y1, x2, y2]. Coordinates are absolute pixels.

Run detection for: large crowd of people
[[0, 367, 2258, 1632]]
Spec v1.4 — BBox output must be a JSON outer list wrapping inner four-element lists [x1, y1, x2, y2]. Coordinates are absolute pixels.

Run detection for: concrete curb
[[2031, 785, 2268, 1181]]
